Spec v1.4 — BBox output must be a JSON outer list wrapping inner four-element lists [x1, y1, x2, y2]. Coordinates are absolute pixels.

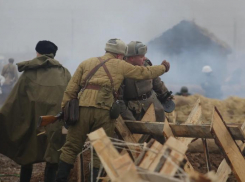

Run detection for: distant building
[[147, 20, 231, 85]]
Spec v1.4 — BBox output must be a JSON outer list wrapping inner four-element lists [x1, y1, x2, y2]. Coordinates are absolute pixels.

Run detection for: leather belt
[[86, 84, 101, 90], [125, 90, 152, 101]]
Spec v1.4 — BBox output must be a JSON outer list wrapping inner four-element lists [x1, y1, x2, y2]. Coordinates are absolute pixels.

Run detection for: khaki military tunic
[[60, 53, 167, 166]]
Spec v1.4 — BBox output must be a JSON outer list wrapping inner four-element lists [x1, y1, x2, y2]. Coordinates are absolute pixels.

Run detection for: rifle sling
[[98, 57, 118, 99], [81, 58, 111, 91]]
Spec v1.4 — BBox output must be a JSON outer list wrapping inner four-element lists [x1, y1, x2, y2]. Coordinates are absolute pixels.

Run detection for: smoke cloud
[[0, 0, 245, 98]]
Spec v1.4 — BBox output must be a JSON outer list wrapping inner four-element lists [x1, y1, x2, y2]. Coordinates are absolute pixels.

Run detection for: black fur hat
[[35, 40, 58, 56]]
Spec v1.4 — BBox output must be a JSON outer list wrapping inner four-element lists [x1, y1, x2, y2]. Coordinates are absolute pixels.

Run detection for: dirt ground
[[186, 152, 237, 182], [0, 150, 238, 182], [0, 150, 91, 182], [0, 153, 45, 182]]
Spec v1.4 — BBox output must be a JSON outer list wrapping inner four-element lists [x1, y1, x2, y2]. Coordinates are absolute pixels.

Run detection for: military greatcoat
[[0, 54, 71, 165]]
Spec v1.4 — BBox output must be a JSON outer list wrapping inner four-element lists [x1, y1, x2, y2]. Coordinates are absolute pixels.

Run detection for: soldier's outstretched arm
[[120, 60, 169, 80], [61, 63, 84, 108]]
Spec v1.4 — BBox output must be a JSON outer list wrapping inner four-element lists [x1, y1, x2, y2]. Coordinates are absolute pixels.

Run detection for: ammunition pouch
[[64, 98, 79, 125]]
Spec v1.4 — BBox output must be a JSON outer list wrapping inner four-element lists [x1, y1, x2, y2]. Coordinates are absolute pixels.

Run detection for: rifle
[[38, 112, 63, 127]]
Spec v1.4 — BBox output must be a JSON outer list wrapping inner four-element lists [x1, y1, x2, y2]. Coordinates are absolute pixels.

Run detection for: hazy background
[[0, 0, 245, 98]]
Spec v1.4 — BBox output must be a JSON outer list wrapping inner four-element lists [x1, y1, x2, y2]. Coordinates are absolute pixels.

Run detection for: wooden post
[[216, 121, 245, 182], [211, 107, 245, 182]]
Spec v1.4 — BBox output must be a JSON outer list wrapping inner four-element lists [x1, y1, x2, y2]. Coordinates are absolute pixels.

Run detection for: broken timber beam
[[211, 107, 245, 182], [125, 121, 245, 140]]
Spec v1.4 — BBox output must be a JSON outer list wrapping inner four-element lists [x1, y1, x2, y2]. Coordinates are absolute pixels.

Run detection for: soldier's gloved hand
[[161, 60, 170, 72]]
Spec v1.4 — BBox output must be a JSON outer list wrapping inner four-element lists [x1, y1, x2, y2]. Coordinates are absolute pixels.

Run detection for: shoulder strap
[[98, 57, 118, 99], [81, 58, 111, 92]]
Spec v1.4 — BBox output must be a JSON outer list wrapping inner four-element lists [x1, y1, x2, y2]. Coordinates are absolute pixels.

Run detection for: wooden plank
[[133, 103, 156, 142], [177, 99, 202, 172], [159, 137, 188, 176], [210, 107, 245, 182], [148, 144, 169, 172], [112, 153, 142, 182], [125, 121, 245, 140], [216, 160, 232, 182], [138, 140, 162, 169], [139, 172, 183, 182], [185, 99, 202, 125], [147, 137, 187, 177], [115, 116, 141, 160], [188, 171, 218, 182], [216, 121, 245, 182], [163, 117, 174, 138], [178, 99, 202, 145], [163, 107, 195, 174], [88, 128, 120, 181]]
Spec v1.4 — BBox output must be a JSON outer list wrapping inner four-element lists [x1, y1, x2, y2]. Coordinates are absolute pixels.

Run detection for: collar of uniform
[[104, 52, 117, 59], [17, 55, 62, 72]]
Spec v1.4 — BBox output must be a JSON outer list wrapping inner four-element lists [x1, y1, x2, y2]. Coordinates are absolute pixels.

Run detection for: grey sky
[[0, 0, 245, 72]]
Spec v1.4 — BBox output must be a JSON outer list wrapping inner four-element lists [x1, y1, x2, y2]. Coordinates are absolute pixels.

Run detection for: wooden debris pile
[[88, 128, 218, 182], [77, 98, 245, 182]]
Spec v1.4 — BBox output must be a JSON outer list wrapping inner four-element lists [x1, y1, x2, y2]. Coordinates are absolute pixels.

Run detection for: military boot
[[20, 164, 33, 182], [44, 162, 58, 182], [55, 160, 73, 182]]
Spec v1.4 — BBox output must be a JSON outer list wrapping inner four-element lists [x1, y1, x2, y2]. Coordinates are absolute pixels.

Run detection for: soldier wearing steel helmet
[[176, 86, 191, 96], [119, 41, 170, 128], [201, 65, 223, 99], [55, 38, 170, 182]]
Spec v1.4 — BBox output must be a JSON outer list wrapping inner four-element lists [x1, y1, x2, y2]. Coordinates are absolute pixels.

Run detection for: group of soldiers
[[0, 39, 171, 182]]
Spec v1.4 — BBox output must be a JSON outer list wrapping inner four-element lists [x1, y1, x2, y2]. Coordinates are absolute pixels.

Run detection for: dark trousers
[[20, 162, 58, 182]]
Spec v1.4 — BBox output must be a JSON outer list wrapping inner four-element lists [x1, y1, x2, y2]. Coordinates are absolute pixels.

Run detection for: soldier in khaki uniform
[[120, 41, 168, 124], [55, 38, 170, 182], [1, 58, 18, 101]]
